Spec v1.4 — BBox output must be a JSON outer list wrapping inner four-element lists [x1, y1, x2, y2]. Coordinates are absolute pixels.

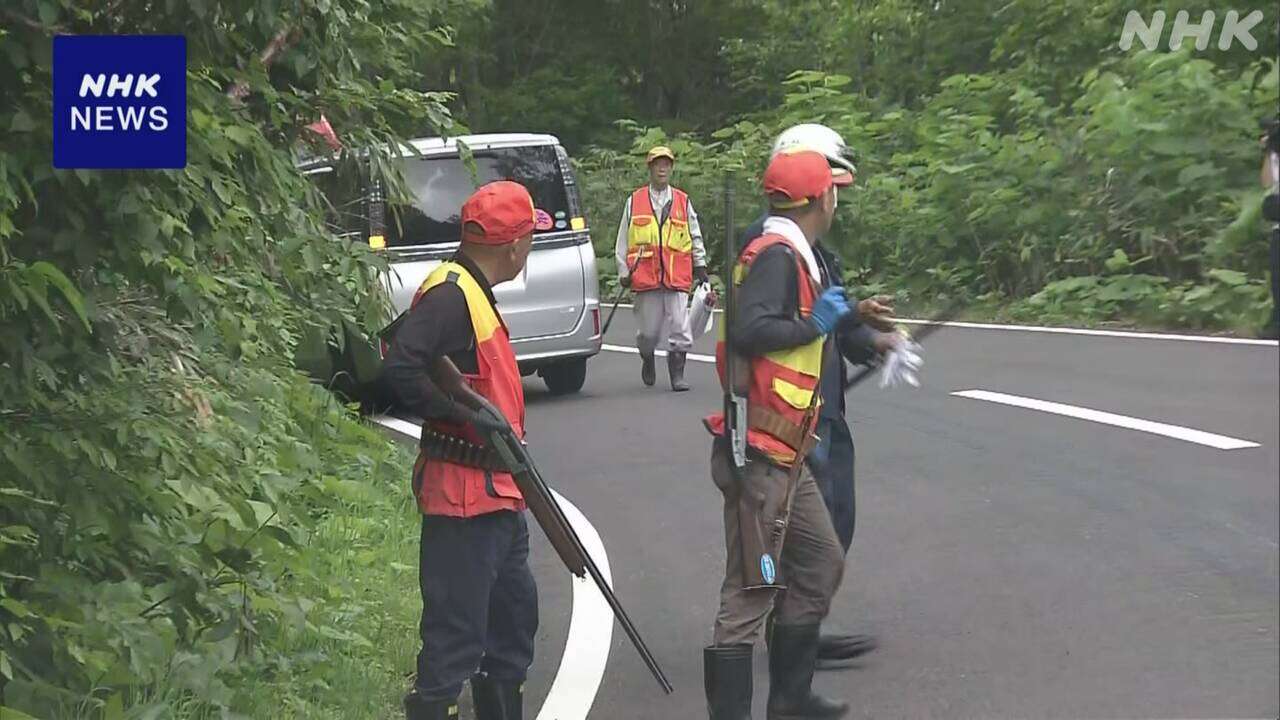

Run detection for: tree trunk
[[463, 50, 484, 130]]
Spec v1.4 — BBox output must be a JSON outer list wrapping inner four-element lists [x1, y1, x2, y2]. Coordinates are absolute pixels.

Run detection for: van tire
[[541, 358, 587, 395]]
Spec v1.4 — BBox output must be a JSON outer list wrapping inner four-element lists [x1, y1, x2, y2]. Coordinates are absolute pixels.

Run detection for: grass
[[118, 412, 426, 720], [232, 434, 422, 719]]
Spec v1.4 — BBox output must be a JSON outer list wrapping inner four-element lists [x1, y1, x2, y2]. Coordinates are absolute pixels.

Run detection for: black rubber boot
[[767, 623, 849, 719], [641, 351, 656, 386], [471, 673, 523, 720], [704, 644, 753, 719], [403, 689, 459, 720], [669, 351, 691, 392], [815, 632, 878, 670]]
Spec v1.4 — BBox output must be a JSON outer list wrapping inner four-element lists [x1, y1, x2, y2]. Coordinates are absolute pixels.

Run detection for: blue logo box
[[53, 35, 187, 169]]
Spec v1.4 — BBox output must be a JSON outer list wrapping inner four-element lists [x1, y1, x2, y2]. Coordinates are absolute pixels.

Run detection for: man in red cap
[[702, 150, 853, 719], [744, 126, 899, 672], [382, 180, 550, 720]]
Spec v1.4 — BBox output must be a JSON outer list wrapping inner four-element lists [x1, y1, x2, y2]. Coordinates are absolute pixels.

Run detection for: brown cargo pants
[[710, 440, 845, 645]]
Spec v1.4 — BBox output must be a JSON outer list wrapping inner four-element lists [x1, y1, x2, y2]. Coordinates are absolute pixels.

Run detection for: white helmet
[[771, 123, 857, 185]]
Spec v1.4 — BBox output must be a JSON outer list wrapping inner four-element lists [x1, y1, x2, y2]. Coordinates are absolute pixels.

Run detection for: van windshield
[[386, 145, 572, 247]]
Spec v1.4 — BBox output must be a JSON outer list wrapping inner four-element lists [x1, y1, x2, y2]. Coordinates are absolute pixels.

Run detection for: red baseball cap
[[763, 150, 835, 208], [461, 181, 553, 245]]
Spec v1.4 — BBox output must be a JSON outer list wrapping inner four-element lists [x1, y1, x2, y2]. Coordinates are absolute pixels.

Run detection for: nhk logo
[[73, 74, 170, 132], [1118, 9, 1267, 52], [53, 35, 186, 169]]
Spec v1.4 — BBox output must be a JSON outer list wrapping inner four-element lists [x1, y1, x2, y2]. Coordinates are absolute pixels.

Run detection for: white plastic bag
[[879, 332, 923, 389], [688, 283, 716, 340]]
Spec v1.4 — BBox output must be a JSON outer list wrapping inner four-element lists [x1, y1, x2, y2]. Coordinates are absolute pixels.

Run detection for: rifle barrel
[[432, 358, 674, 692], [518, 452, 674, 693]]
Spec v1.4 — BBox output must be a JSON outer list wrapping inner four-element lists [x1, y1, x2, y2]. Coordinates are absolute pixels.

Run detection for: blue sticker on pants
[[760, 553, 776, 584]]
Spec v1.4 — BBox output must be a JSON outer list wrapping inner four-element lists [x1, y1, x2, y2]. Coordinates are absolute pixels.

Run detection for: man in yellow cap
[[614, 145, 709, 391]]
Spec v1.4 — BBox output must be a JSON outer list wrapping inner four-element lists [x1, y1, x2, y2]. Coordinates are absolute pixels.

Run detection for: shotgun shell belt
[[419, 427, 508, 472]]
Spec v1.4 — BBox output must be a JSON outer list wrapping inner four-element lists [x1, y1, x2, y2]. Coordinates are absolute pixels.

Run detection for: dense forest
[[1, 0, 1277, 717], [437, 0, 1278, 329]]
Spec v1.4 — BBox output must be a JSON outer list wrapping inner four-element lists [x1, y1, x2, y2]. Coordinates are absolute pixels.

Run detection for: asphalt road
[[383, 313, 1279, 720]]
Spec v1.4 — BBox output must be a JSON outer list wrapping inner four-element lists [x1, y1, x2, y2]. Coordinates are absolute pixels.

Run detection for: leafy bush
[[575, 51, 1279, 331], [1012, 265, 1270, 330]]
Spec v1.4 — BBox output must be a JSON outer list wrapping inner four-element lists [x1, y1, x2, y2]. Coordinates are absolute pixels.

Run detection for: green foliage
[[222, 436, 422, 720], [473, 61, 638, 150], [1, 0, 453, 715], [575, 47, 1278, 330], [1012, 269, 1271, 330], [439, 0, 1277, 149], [392, 0, 1279, 331], [423, 0, 770, 148]]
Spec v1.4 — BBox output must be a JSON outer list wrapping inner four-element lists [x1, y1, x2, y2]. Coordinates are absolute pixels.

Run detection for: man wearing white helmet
[[771, 124, 860, 188], [756, 124, 899, 670], [703, 149, 853, 720]]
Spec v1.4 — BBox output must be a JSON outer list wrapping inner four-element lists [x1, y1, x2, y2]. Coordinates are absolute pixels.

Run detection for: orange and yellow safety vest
[[625, 186, 694, 292], [704, 233, 824, 467], [410, 262, 527, 517]]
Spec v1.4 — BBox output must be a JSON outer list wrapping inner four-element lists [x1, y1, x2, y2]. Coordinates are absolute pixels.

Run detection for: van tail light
[[591, 307, 601, 336]]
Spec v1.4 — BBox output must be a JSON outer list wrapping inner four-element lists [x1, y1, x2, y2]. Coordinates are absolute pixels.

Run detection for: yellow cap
[[646, 146, 675, 164]]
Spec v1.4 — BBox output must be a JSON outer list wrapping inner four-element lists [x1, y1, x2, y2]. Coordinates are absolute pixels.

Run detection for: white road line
[[898, 319, 1278, 346], [368, 415, 612, 720], [601, 343, 716, 364], [610, 303, 1278, 346], [951, 390, 1262, 450], [538, 489, 613, 720]]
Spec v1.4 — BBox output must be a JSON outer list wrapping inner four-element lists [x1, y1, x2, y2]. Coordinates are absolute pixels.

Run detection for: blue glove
[[809, 286, 851, 335]]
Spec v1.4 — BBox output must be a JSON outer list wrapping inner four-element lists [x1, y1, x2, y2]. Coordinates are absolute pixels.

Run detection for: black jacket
[[734, 214, 878, 419], [380, 253, 493, 420]]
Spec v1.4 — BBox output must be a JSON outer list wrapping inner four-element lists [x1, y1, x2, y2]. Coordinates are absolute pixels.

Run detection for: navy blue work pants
[[415, 510, 538, 699], [807, 416, 857, 554]]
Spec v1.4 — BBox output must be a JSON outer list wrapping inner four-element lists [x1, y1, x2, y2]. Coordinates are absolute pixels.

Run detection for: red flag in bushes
[[305, 114, 342, 151]]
